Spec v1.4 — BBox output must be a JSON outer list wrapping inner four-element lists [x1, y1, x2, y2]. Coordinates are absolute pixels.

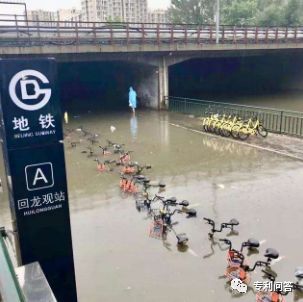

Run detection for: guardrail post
[[197, 25, 200, 44], [255, 27, 259, 43], [37, 19, 41, 46], [275, 27, 279, 43], [93, 22, 97, 44], [110, 23, 113, 45], [184, 24, 188, 44], [285, 27, 288, 42], [157, 23, 160, 45], [222, 25, 225, 43], [295, 27, 298, 43], [171, 24, 174, 44], [14, 15, 20, 45], [210, 26, 213, 43], [75, 22, 79, 50], [57, 20, 60, 40], [141, 23, 145, 44], [233, 26, 236, 44], [126, 23, 130, 46], [280, 111, 283, 133], [244, 27, 248, 44], [265, 28, 269, 43]]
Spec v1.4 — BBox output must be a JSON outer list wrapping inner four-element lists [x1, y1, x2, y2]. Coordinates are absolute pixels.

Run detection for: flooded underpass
[[1, 108, 303, 301], [2, 108, 302, 302]]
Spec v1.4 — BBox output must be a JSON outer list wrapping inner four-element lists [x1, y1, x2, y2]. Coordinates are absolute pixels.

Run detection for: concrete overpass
[[1, 20, 303, 109]]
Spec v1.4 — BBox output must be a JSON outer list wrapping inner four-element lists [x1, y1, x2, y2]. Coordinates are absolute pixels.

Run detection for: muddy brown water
[[1, 110, 303, 302]]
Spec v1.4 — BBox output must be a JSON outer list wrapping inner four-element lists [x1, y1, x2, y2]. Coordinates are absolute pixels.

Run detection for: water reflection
[[201, 135, 259, 157], [203, 238, 229, 259], [130, 114, 138, 140]]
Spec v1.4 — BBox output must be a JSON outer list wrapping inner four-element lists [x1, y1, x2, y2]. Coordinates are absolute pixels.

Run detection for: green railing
[[167, 96, 303, 137], [0, 228, 25, 302]]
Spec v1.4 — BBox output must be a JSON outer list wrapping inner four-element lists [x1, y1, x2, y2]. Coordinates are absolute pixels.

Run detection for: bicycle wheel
[[238, 127, 250, 140], [208, 122, 216, 133], [221, 123, 231, 137], [202, 118, 208, 131], [214, 122, 221, 135], [231, 125, 240, 139], [257, 125, 268, 138]]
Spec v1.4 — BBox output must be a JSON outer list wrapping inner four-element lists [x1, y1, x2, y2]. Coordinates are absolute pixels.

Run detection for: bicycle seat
[[143, 178, 150, 184], [264, 248, 279, 260], [176, 233, 189, 245], [159, 182, 166, 188], [186, 208, 197, 217], [135, 175, 145, 180], [179, 200, 189, 207], [247, 238, 260, 248], [229, 218, 239, 226], [166, 197, 177, 203], [295, 267, 303, 279]]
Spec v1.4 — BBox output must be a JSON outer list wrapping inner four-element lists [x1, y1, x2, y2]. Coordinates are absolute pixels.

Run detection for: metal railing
[[0, 228, 24, 302], [1, 19, 303, 48], [167, 96, 303, 137]]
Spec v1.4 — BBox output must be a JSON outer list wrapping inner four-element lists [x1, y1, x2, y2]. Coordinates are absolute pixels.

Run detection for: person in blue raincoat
[[129, 86, 137, 114]]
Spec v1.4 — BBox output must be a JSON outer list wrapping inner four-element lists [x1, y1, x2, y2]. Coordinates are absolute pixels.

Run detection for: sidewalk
[[169, 112, 303, 161]]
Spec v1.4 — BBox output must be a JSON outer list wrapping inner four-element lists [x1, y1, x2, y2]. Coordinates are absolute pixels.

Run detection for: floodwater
[[1, 110, 303, 302]]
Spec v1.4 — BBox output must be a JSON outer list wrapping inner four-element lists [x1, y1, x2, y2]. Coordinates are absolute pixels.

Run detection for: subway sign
[[0, 58, 78, 302]]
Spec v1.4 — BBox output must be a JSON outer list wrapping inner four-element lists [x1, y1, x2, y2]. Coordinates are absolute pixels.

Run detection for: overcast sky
[[1, 0, 170, 12]]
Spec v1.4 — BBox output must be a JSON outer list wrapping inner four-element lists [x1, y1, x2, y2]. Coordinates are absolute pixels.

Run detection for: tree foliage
[[168, 0, 215, 24], [221, 0, 258, 25], [168, 0, 303, 26]]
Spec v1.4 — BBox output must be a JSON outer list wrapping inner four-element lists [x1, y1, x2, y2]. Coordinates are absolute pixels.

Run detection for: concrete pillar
[[158, 56, 169, 109]]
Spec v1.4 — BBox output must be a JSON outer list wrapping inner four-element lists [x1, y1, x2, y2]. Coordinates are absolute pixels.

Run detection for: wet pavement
[[1, 110, 303, 302]]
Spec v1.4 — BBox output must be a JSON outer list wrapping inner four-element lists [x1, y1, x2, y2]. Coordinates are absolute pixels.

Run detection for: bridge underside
[[2, 42, 303, 58], [2, 48, 303, 111]]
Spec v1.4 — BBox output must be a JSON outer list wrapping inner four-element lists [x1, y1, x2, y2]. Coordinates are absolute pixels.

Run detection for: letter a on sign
[[25, 162, 54, 191], [33, 168, 48, 186]]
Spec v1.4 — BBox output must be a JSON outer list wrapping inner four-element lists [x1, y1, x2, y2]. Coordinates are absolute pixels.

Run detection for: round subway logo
[[9, 70, 52, 111]]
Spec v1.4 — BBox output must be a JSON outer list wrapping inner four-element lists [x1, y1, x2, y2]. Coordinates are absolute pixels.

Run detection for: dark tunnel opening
[[58, 60, 157, 114], [57, 52, 303, 114], [169, 52, 303, 111]]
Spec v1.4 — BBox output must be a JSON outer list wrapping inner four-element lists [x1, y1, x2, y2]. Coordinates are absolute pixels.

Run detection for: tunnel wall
[[58, 61, 157, 113], [169, 53, 303, 100]]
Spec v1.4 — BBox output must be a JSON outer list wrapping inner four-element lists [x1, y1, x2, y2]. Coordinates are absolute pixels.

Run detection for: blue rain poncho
[[129, 87, 137, 109]]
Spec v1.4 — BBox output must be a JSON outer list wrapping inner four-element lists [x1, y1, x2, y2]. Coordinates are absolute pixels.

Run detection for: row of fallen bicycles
[[65, 128, 198, 247], [202, 114, 268, 140], [203, 217, 303, 301], [65, 126, 303, 302]]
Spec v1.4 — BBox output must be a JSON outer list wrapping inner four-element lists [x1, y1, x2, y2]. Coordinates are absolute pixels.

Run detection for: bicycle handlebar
[[292, 283, 303, 291], [203, 217, 214, 225], [219, 238, 231, 245]]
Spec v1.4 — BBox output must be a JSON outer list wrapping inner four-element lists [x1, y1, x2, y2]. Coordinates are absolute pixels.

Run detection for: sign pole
[[0, 58, 78, 302]]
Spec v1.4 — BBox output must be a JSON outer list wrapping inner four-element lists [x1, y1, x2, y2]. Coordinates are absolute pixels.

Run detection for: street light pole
[[216, 0, 220, 44]]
